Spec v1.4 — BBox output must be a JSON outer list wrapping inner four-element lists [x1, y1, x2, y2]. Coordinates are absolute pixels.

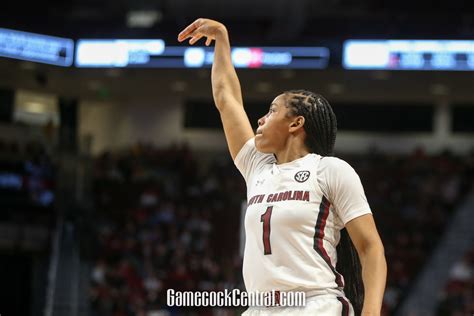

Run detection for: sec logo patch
[[295, 170, 310, 183]]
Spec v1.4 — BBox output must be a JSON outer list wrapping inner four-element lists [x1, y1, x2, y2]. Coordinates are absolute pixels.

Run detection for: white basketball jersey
[[234, 138, 372, 295]]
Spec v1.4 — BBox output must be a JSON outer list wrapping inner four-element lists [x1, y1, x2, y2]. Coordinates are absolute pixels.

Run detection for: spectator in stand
[[88, 142, 473, 316], [437, 248, 474, 316]]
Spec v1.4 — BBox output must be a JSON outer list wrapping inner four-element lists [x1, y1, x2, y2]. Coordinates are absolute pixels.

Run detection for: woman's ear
[[289, 116, 305, 133]]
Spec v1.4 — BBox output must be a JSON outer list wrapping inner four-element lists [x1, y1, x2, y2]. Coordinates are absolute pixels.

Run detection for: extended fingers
[[178, 19, 203, 42], [189, 33, 204, 45]]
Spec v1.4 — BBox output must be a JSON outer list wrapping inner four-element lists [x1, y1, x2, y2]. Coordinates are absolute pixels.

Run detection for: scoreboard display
[[343, 40, 474, 71], [75, 41, 330, 69], [181, 46, 329, 69], [1, 26, 473, 72], [75, 39, 165, 67], [0, 28, 74, 67]]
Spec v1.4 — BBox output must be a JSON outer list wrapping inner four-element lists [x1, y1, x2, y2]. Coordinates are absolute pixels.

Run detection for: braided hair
[[284, 89, 364, 315], [283, 90, 337, 156]]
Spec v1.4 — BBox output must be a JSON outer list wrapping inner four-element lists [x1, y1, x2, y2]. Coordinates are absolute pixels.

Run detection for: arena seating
[[436, 247, 474, 316], [88, 144, 474, 316], [344, 148, 473, 315], [0, 138, 56, 315]]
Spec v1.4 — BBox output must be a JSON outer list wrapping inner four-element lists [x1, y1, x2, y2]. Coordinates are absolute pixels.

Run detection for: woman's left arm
[[345, 214, 387, 316]]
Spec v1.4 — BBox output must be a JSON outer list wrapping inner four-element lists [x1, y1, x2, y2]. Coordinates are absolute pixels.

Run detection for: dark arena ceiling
[[2, 0, 473, 44]]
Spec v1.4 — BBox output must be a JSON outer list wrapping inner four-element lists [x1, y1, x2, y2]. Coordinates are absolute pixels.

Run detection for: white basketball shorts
[[242, 294, 354, 316]]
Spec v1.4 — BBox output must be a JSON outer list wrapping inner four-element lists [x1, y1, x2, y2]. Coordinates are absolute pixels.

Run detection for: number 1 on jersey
[[260, 206, 273, 255]]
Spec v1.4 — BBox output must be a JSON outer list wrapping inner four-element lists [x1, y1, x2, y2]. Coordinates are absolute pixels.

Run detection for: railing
[[43, 149, 94, 316], [397, 190, 474, 315], [43, 216, 63, 316]]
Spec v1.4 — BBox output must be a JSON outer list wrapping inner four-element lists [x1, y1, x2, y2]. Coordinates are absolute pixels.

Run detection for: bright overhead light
[[24, 102, 45, 113], [127, 10, 162, 28]]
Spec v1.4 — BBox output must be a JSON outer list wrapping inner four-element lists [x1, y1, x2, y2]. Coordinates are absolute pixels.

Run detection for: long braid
[[284, 90, 364, 315]]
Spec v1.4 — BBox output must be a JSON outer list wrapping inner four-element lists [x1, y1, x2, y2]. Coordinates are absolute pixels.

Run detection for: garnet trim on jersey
[[337, 296, 350, 316], [313, 196, 344, 288]]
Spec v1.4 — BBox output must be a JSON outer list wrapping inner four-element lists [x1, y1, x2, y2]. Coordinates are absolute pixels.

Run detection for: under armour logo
[[294, 170, 310, 183], [256, 179, 266, 186]]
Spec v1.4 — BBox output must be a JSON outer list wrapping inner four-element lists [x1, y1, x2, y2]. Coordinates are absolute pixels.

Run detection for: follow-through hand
[[177, 18, 226, 46]]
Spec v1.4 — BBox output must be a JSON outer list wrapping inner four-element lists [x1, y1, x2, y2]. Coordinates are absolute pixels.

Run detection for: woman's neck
[[274, 142, 310, 165]]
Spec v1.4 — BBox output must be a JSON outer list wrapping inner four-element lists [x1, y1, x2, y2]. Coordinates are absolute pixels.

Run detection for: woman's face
[[255, 94, 294, 153]]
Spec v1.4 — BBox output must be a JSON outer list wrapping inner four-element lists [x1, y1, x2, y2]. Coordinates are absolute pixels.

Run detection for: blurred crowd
[[0, 139, 55, 210], [343, 148, 473, 315], [88, 143, 474, 316], [88, 144, 246, 316], [436, 248, 474, 316]]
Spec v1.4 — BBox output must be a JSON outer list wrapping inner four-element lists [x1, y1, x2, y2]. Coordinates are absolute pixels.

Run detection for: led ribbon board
[[75, 42, 329, 69], [182, 47, 330, 69], [0, 28, 74, 67], [75, 39, 166, 67], [343, 40, 474, 71]]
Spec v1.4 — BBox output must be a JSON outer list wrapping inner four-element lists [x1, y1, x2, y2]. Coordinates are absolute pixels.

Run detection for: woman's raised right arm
[[178, 19, 254, 160]]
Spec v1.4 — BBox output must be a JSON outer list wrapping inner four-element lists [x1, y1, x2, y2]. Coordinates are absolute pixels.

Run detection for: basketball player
[[178, 19, 387, 315]]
